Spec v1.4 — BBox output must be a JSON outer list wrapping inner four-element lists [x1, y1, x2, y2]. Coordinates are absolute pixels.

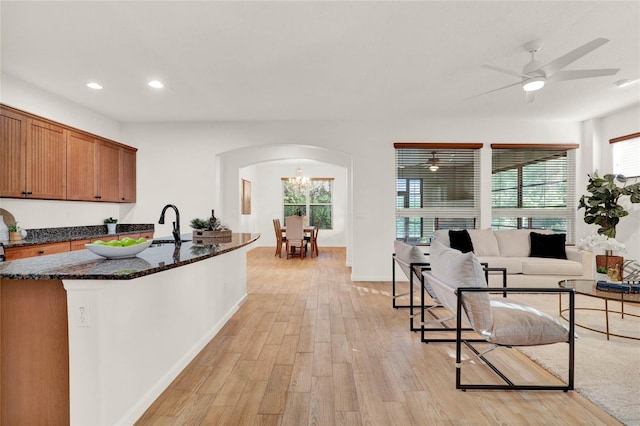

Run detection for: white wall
[[2, 74, 600, 281], [598, 105, 640, 261], [250, 160, 348, 248]]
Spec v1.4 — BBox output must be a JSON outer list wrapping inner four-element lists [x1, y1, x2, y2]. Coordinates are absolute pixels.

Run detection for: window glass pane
[[283, 179, 333, 229], [283, 182, 307, 204], [284, 205, 306, 217], [309, 180, 332, 203], [310, 205, 332, 228]]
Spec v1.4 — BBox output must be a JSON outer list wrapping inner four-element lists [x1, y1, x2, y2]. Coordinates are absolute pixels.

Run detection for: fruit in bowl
[[86, 237, 152, 259]]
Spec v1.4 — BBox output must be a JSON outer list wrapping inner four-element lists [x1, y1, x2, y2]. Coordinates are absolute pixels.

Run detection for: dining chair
[[310, 219, 320, 257], [285, 215, 306, 259], [273, 219, 286, 257]]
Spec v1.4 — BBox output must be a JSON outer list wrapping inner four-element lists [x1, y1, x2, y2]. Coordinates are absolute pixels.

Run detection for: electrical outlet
[[76, 306, 89, 327]]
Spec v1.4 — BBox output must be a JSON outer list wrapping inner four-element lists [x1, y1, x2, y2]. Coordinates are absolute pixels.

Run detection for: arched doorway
[[215, 144, 353, 266]]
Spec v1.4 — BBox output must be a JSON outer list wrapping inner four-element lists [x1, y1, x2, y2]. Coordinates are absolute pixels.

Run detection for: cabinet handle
[[27, 191, 32, 195], [95, 195, 102, 199], [38, 250, 45, 254], [22, 191, 32, 195]]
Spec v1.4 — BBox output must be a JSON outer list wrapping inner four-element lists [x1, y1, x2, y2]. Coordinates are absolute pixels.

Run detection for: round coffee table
[[558, 279, 640, 341]]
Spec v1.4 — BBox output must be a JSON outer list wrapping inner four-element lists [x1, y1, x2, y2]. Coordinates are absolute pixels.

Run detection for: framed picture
[[242, 179, 251, 214]]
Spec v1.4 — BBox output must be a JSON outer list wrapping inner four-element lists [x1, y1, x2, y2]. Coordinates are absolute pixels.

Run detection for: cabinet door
[[70, 239, 91, 251], [66, 131, 97, 201], [26, 118, 67, 199], [0, 107, 27, 197], [96, 140, 121, 202], [4, 242, 70, 260], [120, 147, 136, 202]]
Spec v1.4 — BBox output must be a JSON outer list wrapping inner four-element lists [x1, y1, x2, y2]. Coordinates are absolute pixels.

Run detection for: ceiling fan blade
[[538, 37, 610, 77], [465, 80, 524, 100], [525, 91, 535, 103], [547, 68, 620, 81], [482, 64, 529, 79]]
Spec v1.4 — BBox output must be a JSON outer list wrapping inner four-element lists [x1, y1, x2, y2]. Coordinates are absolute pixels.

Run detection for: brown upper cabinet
[[66, 130, 97, 201], [120, 146, 137, 202], [1, 104, 136, 203], [1, 108, 67, 199]]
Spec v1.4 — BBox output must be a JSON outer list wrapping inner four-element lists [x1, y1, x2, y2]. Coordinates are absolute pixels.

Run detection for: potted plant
[[104, 217, 118, 234], [578, 172, 640, 238], [578, 172, 640, 281], [7, 222, 22, 241]]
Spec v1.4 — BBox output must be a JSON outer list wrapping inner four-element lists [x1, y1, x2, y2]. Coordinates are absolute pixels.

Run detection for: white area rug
[[508, 293, 640, 426]]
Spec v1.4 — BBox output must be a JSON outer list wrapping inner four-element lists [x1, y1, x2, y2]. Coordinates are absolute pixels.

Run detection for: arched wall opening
[[215, 144, 353, 266]]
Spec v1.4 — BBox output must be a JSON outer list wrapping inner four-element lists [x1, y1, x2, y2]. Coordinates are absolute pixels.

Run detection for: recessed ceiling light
[[87, 82, 103, 90], [148, 80, 164, 89]]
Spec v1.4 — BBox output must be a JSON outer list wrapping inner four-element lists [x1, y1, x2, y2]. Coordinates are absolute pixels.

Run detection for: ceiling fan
[[474, 37, 619, 103]]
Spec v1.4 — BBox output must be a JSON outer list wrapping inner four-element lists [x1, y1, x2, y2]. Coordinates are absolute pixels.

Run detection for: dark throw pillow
[[449, 229, 474, 253], [529, 232, 567, 259]]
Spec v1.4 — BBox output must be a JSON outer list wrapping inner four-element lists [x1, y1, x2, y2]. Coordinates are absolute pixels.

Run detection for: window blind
[[611, 133, 640, 178], [395, 143, 482, 243], [491, 144, 577, 242]]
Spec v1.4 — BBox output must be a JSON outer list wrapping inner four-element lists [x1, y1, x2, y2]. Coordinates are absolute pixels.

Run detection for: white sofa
[[433, 229, 593, 288]]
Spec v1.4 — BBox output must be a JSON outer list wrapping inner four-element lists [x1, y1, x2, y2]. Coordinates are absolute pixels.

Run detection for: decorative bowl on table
[[85, 240, 153, 259]]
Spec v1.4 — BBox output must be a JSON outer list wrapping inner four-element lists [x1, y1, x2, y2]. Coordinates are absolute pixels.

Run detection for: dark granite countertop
[[1, 224, 155, 248], [0, 233, 260, 280]]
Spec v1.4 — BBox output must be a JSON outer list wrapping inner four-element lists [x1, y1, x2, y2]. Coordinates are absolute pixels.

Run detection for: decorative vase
[[107, 223, 117, 234], [595, 252, 624, 282], [9, 231, 22, 242]]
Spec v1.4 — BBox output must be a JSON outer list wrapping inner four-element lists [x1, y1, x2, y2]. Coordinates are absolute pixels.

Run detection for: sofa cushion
[[433, 229, 450, 247], [494, 229, 552, 257], [468, 229, 500, 256], [475, 256, 524, 274], [449, 229, 474, 253], [521, 258, 584, 276], [529, 232, 567, 259]]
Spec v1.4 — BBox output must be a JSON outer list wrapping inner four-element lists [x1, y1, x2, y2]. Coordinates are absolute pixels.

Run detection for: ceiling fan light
[[523, 77, 545, 92], [429, 164, 439, 172]]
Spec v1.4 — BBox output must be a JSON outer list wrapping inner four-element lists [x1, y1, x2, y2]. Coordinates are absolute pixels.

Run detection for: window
[[395, 143, 482, 243], [282, 178, 333, 229], [491, 145, 577, 242], [611, 133, 640, 177]]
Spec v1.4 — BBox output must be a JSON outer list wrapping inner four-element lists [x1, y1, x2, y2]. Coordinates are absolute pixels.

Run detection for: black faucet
[[159, 204, 182, 247]]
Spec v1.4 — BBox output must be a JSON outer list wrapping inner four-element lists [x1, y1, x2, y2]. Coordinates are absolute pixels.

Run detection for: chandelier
[[288, 167, 310, 190]]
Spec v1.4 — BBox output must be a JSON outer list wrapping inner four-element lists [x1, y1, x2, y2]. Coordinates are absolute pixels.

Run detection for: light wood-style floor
[[136, 247, 620, 425]]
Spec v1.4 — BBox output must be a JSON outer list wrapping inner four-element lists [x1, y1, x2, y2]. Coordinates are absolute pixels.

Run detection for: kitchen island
[[0, 233, 259, 425]]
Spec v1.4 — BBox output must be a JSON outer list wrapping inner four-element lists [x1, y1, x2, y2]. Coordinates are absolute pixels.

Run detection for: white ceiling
[[1, 1, 639, 123]]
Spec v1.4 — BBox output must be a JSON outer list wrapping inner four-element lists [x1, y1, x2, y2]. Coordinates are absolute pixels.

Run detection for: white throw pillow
[[429, 241, 492, 332]]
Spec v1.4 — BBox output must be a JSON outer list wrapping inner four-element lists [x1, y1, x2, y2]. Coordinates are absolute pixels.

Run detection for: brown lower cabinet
[[1, 279, 70, 425], [7, 232, 155, 258], [4, 241, 71, 261]]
